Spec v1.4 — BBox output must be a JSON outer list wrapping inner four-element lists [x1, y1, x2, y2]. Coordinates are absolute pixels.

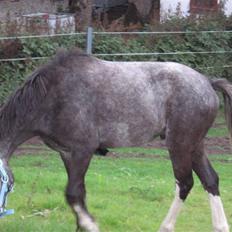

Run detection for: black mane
[[0, 71, 49, 138], [0, 49, 91, 139]]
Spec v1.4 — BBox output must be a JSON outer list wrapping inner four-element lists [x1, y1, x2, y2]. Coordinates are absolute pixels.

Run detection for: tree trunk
[[125, 0, 160, 25], [69, 0, 93, 30]]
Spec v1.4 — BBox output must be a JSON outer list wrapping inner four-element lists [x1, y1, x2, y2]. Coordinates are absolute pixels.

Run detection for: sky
[[224, 0, 232, 15], [160, 0, 232, 19]]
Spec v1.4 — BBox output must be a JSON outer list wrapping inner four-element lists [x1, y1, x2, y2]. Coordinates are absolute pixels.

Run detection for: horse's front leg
[[60, 150, 99, 232]]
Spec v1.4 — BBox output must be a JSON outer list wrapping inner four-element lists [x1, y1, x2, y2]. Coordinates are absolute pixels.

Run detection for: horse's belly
[[98, 118, 164, 148], [96, 80, 167, 148]]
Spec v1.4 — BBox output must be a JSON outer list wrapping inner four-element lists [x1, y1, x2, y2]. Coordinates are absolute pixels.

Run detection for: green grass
[[0, 151, 232, 232], [207, 127, 229, 137], [207, 111, 230, 138]]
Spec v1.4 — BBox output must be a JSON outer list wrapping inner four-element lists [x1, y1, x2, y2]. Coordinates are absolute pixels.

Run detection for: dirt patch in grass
[[14, 137, 49, 156], [14, 136, 232, 157], [145, 136, 231, 155]]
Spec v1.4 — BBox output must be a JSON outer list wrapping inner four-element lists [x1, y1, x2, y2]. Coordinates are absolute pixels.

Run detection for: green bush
[[0, 35, 86, 102]]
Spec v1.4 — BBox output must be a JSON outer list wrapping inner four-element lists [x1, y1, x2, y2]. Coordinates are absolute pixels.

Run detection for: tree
[[125, 0, 160, 25], [68, 0, 93, 29], [68, 0, 82, 13]]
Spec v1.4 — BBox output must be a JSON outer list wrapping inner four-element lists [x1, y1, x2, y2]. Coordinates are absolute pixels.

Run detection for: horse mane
[[52, 48, 89, 63], [0, 48, 91, 139], [0, 70, 49, 138]]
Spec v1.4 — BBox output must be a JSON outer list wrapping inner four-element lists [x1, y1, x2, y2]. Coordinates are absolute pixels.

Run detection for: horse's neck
[[0, 124, 34, 161]]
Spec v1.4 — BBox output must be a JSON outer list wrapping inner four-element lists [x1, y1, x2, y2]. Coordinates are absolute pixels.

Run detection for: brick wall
[[0, 0, 69, 21]]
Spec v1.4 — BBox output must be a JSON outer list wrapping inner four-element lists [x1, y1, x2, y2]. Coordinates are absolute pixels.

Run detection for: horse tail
[[211, 79, 232, 145]]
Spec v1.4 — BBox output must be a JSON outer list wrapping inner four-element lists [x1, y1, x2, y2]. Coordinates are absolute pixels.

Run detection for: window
[[190, 0, 218, 14]]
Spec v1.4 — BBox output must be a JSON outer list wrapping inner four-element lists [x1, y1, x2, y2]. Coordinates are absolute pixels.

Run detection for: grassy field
[[0, 151, 231, 232], [1, 112, 232, 232]]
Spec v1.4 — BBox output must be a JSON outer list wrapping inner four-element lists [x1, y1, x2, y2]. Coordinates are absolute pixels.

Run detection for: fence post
[[86, 27, 93, 55]]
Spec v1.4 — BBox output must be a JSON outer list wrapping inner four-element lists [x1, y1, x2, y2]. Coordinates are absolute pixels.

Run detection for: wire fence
[[0, 27, 232, 63], [1, 51, 232, 62], [1, 29, 232, 41], [0, 32, 87, 41]]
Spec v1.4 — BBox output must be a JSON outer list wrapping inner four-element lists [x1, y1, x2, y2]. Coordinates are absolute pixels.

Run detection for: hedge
[[0, 13, 232, 103]]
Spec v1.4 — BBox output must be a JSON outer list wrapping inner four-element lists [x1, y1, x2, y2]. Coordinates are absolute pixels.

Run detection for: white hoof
[[159, 225, 174, 232], [74, 204, 100, 232], [213, 225, 230, 232]]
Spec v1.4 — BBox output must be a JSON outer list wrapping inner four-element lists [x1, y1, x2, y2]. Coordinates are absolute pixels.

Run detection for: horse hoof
[[213, 225, 230, 232], [159, 225, 174, 232]]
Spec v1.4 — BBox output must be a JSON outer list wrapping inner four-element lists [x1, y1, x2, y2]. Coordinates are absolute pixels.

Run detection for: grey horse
[[0, 50, 231, 232]]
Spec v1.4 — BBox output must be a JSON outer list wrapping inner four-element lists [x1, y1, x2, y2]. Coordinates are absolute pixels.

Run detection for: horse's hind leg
[[192, 143, 229, 232], [159, 147, 194, 232], [60, 150, 99, 232]]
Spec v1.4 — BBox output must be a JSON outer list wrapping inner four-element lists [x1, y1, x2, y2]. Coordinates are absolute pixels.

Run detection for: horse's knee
[[169, 147, 194, 201], [66, 192, 83, 207], [65, 183, 86, 207], [178, 175, 194, 200], [203, 170, 219, 195], [193, 155, 220, 196]]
